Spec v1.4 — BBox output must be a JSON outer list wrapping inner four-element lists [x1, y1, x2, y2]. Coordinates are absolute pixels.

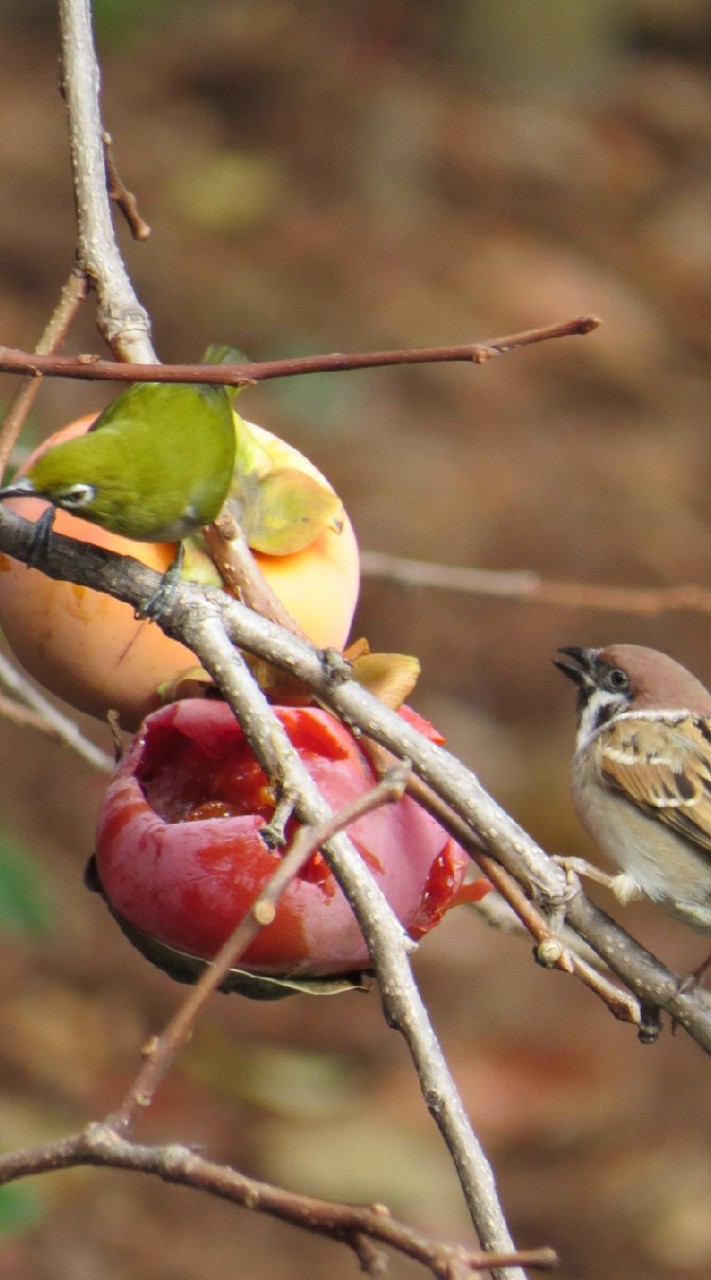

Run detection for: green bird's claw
[[136, 545, 184, 622], [28, 505, 56, 568]]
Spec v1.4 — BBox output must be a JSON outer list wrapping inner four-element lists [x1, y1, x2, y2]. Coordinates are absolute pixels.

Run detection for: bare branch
[[58, 0, 155, 359], [0, 314, 599, 387], [203, 516, 309, 637], [0, 505, 534, 1268], [361, 552, 711, 619], [0, 510, 538, 1268], [0, 650, 113, 771], [0, 1125, 557, 1276], [401, 771, 641, 1027], [1, 510, 710, 1058], [103, 132, 151, 241], [0, 271, 88, 478]]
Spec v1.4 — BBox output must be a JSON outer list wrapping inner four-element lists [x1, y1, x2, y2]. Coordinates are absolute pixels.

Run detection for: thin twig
[[103, 132, 151, 240], [0, 1126, 557, 1276], [0, 271, 88, 478], [109, 765, 411, 1131], [361, 551, 711, 618], [358, 733, 639, 1024], [403, 771, 640, 1026], [0, 650, 113, 771], [58, 0, 155, 359], [0, 315, 599, 387]]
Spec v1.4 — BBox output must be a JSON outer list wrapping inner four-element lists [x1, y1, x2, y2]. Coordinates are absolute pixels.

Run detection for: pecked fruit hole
[[137, 719, 277, 824], [134, 713, 342, 883], [94, 700, 471, 976]]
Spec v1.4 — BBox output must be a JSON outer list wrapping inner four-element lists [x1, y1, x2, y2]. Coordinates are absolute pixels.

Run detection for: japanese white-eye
[[0, 350, 238, 614]]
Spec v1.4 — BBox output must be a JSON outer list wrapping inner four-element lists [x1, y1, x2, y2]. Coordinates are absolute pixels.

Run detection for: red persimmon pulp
[[94, 700, 474, 977]]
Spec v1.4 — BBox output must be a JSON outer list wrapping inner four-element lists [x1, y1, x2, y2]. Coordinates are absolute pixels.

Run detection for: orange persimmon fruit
[[0, 415, 359, 728]]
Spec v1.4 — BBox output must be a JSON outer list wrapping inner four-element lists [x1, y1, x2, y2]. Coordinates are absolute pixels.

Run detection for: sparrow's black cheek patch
[[675, 771, 696, 800], [696, 719, 711, 747], [591, 701, 619, 732]]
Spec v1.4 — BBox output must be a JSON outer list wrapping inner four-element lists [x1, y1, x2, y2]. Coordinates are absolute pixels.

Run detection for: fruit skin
[[94, 700, 470, 978], [0, 417, 359, 728]]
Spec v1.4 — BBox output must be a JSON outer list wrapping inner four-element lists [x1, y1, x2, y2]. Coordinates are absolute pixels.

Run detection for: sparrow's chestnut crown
[[555, 643, 711, 717]]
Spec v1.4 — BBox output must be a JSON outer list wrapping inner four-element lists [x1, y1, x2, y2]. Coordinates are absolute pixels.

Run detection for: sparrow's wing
[[593, 715, 711, 852]]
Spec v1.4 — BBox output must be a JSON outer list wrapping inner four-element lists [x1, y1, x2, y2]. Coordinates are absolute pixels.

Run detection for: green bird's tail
[[200, 344, 249, 402]]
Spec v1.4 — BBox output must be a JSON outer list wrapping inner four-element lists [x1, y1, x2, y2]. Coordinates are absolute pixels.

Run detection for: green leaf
[[0, 833, 53, 938], [0, 1183, 45, 1237]]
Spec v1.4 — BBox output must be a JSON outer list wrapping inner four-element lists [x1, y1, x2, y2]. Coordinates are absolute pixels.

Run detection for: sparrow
[[554, 643, 711, 935]]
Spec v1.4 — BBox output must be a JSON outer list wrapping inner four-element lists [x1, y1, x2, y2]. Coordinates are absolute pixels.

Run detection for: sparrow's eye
[[606, 667, 630, 692]]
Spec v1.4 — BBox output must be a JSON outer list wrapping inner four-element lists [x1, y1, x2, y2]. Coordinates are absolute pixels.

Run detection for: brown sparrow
[[555, 644, 711, 934]]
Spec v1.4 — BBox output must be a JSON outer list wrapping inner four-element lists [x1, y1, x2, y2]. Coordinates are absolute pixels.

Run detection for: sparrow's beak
[[0, 478, 38, 501], [553, 646, 598, 688]]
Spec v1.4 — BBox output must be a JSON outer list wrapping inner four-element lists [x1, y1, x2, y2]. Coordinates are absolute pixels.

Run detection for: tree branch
[[58, 0, 155, 359], [0, 270, 88, 478], [0, 1126, 556, 1277], [179, 617, 527, 1278], [361, 551, 711, 618], [0, 650, 112, 771], [103, 131, 151, 241], [0, 314, 599, 387]]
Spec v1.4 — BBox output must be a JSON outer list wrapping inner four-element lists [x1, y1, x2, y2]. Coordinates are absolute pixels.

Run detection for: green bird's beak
[[0, 478, 38, 501]]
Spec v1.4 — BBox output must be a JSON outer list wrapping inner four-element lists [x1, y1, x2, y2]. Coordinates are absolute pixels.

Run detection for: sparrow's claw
[[552, 855, 616, 891], [677, 948, 711, 996]]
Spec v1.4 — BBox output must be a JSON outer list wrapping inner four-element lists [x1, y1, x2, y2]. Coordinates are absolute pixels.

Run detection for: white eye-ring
[[59, 483, 95, 509]]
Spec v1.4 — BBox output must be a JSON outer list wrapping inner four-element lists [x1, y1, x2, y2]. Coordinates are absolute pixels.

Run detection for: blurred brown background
[[2, 2, 711, 1277]]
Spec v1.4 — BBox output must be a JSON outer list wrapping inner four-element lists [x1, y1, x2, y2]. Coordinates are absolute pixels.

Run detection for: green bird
[[0, 349, 239, 615]]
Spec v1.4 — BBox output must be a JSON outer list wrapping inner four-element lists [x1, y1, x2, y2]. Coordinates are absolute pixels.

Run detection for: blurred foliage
[[92, 0, 194, 49], [0, 832, 54, 937], [0, 1184, 45, 1238], [172, 150, 286, 231]]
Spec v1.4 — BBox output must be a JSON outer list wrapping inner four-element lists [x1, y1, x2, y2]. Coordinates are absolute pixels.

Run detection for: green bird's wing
[[88, 379, 236, 528]]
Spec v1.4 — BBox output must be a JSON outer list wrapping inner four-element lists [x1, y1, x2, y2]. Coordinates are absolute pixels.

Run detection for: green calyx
[[230, 412, 344, 555], [182, 411, 344, 581], [230, 464, 344, 556]]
